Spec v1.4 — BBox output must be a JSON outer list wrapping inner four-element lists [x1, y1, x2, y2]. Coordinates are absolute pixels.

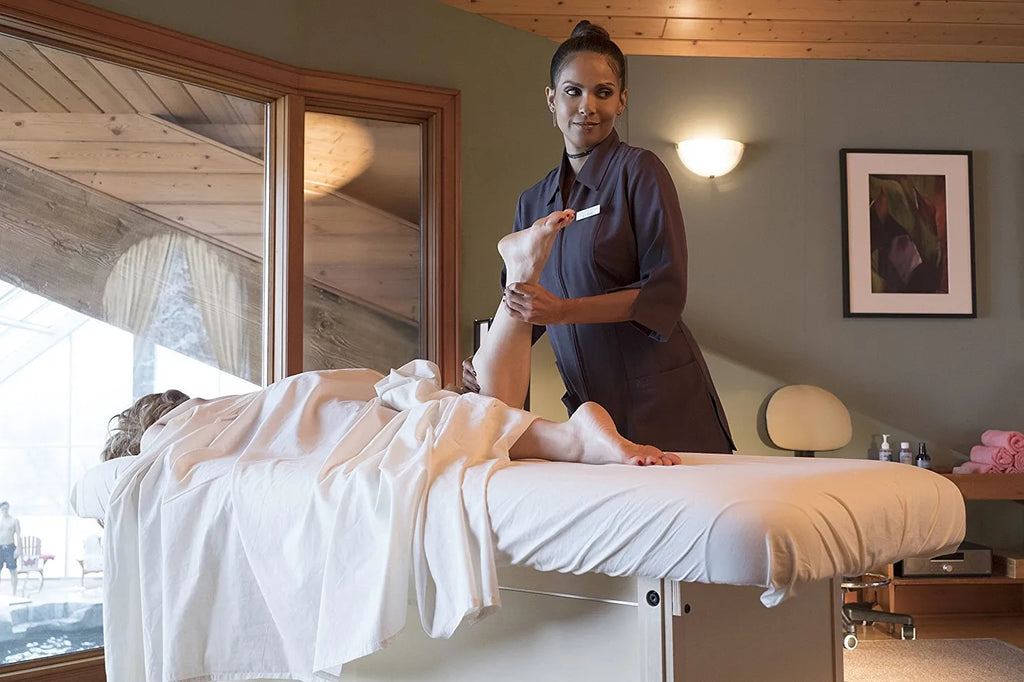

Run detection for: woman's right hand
[[462, 354, 480, 393]]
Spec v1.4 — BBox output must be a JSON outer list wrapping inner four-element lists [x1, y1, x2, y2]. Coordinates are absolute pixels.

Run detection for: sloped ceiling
[[439, 0, 1024, 62]]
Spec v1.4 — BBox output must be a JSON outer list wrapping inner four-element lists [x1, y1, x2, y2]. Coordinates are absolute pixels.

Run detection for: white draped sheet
[[99, 361, 537, 682], [77, 361, 966, 682]]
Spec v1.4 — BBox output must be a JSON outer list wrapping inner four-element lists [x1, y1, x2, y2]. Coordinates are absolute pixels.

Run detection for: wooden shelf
[[939, 472, 1024, 500], [867, 476, 1024, 619], [892, 575, 1024, 587]]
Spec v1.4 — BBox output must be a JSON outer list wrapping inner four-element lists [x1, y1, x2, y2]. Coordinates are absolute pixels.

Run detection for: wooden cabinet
[[873, 473, 1024, 618]]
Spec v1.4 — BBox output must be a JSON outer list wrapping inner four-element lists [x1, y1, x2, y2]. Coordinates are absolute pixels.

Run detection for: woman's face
[[546, 51, 627, 155]]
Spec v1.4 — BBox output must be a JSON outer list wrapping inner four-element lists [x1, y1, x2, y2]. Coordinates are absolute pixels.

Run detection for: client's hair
[[101, 389, 191, 461]]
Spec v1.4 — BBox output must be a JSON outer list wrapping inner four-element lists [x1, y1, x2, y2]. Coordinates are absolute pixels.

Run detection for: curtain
[[102, 233, 178, 337], [182, 236, 247, 380]]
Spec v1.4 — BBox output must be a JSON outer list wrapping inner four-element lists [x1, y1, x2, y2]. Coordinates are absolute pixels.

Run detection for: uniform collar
[[546, 128, 621, 206]]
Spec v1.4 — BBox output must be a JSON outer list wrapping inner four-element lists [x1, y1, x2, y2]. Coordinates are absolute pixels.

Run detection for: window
[[0, 1, 459, 676], [0, 35, 268, 665]]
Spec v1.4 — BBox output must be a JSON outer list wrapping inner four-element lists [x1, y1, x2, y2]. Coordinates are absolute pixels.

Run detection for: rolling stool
[[840, 572, 915, 650]]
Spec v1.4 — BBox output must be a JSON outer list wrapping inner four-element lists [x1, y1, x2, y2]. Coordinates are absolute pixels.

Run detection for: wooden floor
[[858, 614, 1024, 648]]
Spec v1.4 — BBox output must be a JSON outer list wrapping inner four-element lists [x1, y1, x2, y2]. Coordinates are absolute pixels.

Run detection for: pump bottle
[[879, 435, 893, 462]]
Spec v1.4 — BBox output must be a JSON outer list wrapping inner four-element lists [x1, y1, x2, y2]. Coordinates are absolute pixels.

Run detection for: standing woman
[[469, 20, 733, 454]]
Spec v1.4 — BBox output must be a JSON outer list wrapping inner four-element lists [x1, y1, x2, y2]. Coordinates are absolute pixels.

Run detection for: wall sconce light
[[676, 138, 745, 178]]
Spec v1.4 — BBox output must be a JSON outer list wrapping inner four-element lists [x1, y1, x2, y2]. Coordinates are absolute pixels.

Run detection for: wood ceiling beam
[[0, 111, 215, 141], [63, 170, 264, 204], [0, 139, 260, 172]]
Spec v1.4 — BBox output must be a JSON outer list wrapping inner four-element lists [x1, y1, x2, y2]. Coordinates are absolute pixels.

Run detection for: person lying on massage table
[[99, 210, 681, 470]]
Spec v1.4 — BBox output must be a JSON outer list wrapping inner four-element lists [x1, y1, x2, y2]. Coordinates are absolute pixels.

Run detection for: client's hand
[[461, 354, 480, 393]]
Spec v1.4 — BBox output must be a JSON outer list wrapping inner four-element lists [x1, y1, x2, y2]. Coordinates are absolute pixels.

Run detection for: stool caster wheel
[[843, 633, 858, 650], [901, 624, 916, 640]]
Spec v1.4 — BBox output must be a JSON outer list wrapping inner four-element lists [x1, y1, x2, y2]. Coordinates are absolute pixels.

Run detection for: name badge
[[575, 204, 601, 221]]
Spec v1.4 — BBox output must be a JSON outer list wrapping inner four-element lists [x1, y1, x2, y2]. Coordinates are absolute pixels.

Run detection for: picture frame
[[839, 149, 976, 318]]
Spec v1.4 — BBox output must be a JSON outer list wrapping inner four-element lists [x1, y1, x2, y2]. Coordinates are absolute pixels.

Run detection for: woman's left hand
[[504, 282, 566, 324]]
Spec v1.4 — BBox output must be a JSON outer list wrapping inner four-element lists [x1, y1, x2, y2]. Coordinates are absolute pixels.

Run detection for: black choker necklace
[[566, 148, 594, 159]]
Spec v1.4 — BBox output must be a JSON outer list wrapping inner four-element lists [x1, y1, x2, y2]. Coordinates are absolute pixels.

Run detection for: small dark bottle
[[915, 442, 932, 470]]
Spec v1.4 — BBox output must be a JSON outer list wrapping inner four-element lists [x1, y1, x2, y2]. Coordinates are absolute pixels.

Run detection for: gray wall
[[78, 0, 1023, 462], [624, 56, 1024, 458]]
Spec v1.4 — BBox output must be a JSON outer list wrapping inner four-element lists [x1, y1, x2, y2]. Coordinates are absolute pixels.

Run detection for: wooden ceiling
[[439, 0, 1024, 62], [0, 33, 421, 325]]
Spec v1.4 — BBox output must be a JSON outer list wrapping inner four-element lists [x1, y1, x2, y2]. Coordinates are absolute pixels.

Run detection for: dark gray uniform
[[513, 130, 734, 453]]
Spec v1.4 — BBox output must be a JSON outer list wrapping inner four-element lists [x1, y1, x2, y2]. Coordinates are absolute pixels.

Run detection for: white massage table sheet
[[76, 442, 966, 609], [472, 453, 965, 605]]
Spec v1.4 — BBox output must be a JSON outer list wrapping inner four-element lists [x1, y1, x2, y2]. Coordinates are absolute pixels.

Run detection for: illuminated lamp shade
[[676, 138, 745, 178]]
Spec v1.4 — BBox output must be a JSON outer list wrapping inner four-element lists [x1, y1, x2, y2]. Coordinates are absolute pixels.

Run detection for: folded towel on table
[[981, 429, 1024, 454], [953, 461, 994, 474], [970, 444, 1016, 471]]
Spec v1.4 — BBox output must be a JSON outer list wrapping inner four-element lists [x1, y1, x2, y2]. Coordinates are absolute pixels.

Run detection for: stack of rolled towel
[[952, 429, 1024, 474]]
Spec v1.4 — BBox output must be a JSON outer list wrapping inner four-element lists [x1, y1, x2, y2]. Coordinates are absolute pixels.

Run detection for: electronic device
[[897, 540, 992, 577]]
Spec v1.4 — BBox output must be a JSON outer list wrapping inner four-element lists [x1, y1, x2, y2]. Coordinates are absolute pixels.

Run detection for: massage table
[[343, 453, 963, 682], [72, 364, 965, 681], [75, 448, 965, 682]]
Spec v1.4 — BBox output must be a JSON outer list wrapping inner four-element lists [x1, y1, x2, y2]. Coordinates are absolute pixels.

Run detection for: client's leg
[[510, 401, 681, 467], [474, 210, 575, 408]]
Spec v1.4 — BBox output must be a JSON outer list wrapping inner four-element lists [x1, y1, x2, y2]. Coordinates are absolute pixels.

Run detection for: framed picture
[[839, 149, 976, 317]]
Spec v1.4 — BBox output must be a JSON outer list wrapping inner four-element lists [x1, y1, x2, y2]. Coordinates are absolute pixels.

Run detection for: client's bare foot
[[499, 209, 575, 284], [567, 402, 681, 466]]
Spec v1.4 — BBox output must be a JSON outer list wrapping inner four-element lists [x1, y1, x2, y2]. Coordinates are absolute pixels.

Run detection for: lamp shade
[[676, 138, 744, 178], [766, 384, 852, 453]]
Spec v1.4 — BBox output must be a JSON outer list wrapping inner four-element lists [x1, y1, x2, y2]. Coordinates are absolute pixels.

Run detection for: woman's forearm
[[559, 288, 639, 324]]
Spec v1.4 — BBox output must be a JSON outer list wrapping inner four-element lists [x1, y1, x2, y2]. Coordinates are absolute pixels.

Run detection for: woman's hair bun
[[570, 20, 610, 41], [550, 19, 625, 88]]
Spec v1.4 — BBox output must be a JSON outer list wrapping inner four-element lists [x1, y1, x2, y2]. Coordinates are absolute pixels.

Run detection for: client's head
[[101, 389, 191, 461]]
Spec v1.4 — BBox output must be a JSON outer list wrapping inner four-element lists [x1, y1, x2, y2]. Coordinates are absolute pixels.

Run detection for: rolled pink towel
[[970, 444, 1015, 472], [953, 461, 994, 474], [981, 429, 1024, 454], [1015, 451, 1024, 472]]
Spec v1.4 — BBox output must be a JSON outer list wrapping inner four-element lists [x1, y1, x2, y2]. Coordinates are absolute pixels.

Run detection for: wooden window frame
[[0, 0, 460, 677], [0, 0, 460, 384]]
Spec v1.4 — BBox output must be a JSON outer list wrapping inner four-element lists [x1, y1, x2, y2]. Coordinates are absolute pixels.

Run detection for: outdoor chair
[[78, 534, 104, 587], [16, 535, 54, 595]]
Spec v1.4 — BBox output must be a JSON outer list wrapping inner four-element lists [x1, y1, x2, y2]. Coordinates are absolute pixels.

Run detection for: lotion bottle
[[899, 441, 914, 465], [879, 434, 893, 462]]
